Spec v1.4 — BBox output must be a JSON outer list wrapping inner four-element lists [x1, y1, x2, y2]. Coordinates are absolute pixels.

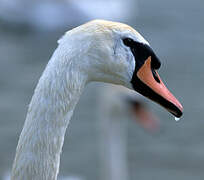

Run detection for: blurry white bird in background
[[0, 0, 137, 31], [98, 84, 159, 180]]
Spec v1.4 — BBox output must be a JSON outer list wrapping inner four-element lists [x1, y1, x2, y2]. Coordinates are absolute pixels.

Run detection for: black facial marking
[[123, 38, 161, 82], [123, 38, 161, 71]]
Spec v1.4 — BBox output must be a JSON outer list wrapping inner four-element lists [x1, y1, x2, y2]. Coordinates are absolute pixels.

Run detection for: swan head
[[60, 20, 183, 118]]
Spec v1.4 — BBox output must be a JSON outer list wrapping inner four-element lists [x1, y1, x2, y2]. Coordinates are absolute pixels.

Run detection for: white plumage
[[11, 20, 149, 180]]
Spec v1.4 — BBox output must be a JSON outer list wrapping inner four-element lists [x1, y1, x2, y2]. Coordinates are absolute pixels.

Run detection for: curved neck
[[11, 47, 88, 180]]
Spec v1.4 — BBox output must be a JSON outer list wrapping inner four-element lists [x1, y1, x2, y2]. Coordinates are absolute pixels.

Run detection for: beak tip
[[176, 110, 183, 118], [172, 106, 183, 118], [176, 102, 183, 118], [166, 100, 183, 118]]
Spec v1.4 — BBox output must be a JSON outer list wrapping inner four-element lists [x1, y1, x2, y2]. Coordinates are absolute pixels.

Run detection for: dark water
[[0, 0, 204, 179]]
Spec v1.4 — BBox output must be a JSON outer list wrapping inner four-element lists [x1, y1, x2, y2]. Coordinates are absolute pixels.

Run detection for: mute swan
[[11, 20, 183, 180]]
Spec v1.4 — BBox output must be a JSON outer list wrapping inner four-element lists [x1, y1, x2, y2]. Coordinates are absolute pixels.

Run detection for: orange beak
[[131, 56, 183, 118]]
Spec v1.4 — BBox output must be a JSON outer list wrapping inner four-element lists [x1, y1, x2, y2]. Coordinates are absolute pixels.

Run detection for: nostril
[[152, 69, 160, 83]]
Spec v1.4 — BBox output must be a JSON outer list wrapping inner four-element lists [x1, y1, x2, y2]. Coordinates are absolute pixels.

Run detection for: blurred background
[[0, 0, 203, 179]]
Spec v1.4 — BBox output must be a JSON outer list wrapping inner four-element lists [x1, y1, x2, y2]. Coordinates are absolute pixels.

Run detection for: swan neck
[[11, 49, 87, 180]]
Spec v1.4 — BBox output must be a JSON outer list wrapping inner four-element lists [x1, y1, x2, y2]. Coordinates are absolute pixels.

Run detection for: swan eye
[[123, 38, 134, 47]]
